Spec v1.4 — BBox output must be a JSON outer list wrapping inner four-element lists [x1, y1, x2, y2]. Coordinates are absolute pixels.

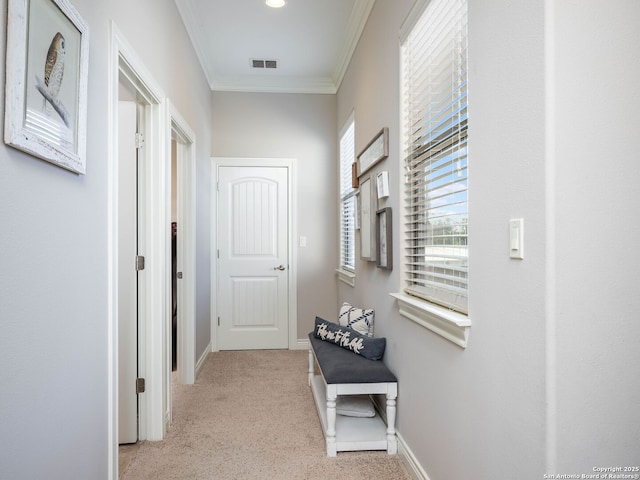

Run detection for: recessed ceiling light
[[266, 0, 286, 8]]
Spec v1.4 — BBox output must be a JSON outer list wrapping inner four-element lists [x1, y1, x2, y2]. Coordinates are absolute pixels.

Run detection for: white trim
[[139, 90, 168, 443], [339, 110, 356, 142], [108, 22, 169, 480], [332, 0, 376, 89], [167, 101, 197, 386], [399, 0, 431, 43], [338, 111, 356, 279], [174, 0, 214, 88], [211, 157, 298, 351], [390, 293, 470, 348], [107, 26, 117, 480], [336, 268, 356, 287], [210, 76, 337, 94], [209, 160, 218, 353], [397, 432, 432, 480], [368, 398, 428, 480], [195, 342, 211, 379], [294, 338, 310, 351]]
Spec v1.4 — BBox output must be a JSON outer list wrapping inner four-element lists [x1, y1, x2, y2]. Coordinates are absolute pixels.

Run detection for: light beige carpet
[[121, 350, 412, 480]]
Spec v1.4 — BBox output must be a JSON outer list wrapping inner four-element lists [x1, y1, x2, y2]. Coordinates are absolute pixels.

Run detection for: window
[[393, 0, 470, 346], [338, 116, 356, 285]]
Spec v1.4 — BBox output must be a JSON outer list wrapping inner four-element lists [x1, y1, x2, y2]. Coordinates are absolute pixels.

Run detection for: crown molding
[[174, 0, 217, 89], [332, 0, 376, 89], [176, 0, 374, 94], [210, 75, 337, 95]]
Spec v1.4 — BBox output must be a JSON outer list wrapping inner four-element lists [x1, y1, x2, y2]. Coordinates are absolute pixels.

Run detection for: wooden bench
[[307, 333, 398, 457]]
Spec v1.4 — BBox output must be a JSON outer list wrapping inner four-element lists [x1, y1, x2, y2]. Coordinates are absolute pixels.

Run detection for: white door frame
[[211, 158, 298, 352], [108, 23, 194, 480], [166, 101, 197, 386]]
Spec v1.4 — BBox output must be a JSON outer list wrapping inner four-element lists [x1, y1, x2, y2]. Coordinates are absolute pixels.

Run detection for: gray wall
[[552, 0, 640, 470], [338, 0, 640, 478], [0, 0, 213, 478], [211, 91, 338, 338]]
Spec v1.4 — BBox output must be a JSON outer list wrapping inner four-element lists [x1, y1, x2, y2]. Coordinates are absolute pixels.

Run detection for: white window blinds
[[340, 120, 356, 271], [401, 0, 468, 314]]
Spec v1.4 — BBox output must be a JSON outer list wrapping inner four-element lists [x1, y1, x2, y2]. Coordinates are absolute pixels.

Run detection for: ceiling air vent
[[251, 59, 278, 69]]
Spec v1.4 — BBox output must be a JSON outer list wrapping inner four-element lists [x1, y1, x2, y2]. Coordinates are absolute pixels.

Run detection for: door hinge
[[218, 316, 220, 327], [135, 132, 144, 149], [136, 255, 145, 271], [136, 377, 146, 394]]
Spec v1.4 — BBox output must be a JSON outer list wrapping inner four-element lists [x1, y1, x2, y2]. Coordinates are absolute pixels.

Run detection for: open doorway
[[117, 91, 141, 448], [108, 24, 197, 480], [167, 101, 197, 406]]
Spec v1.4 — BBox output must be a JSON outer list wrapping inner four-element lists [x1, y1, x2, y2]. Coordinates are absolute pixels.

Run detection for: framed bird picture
[[4, 0, 89, 174]]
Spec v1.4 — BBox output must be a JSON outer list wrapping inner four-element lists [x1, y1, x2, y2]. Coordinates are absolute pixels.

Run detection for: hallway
[[119, 350, 411, 479]]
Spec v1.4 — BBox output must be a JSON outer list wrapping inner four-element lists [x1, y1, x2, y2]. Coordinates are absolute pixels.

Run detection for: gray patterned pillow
[[313, 317, 386, 360], [338, 302, 374, 337]]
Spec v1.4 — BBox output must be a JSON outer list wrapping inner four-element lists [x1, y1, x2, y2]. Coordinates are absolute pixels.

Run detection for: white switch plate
[[299, 236, 307, 247], [509, 218, 524, 259]]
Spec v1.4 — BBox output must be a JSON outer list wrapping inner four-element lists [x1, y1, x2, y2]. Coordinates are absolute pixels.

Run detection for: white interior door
[[217, 165, 289, 350], [118, 101, 138, 444]]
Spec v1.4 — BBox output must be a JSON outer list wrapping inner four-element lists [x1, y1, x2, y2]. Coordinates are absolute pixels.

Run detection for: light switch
[[509, 219, 524, 259], [299, 236, 307, 247]]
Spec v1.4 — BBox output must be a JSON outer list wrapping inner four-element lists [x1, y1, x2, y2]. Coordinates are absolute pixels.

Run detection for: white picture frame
[[376, 171, 389, 199], [359, 175, 377, 261], [4, 0, 90, 174]]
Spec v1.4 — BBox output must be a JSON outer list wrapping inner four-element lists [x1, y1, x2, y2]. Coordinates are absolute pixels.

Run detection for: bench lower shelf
[[310, 375, 390, 454]]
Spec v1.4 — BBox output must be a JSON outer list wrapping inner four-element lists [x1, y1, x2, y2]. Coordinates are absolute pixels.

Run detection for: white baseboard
[[371, 397, 430, 480], [195, 342, 211, 379], [397, 432, 431, 480], [164, 411, 171, 436], [292, 338, 309, 350]]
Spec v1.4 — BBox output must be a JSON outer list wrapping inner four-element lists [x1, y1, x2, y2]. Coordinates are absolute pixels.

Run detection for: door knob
[[273, 265, 286, 271]]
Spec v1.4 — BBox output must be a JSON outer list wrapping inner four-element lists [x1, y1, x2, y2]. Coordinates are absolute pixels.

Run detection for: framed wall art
[[359, 175, 377, 261], [376, 207, 392, 270], [357, 127, 388, 177], [351, 161, 359, 188], [354, 190, 360, 230], [4, 0, 90, 174], [376, 171, 389, 199]]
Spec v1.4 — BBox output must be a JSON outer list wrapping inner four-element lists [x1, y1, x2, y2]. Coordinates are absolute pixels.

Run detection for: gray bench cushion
[[313, 316, 385, 359], [309, 333, 397, 384]]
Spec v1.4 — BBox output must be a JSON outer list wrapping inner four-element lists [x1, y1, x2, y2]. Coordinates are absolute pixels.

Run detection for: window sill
[[390, 293, 471, 348], [336, 268, 356, 287]]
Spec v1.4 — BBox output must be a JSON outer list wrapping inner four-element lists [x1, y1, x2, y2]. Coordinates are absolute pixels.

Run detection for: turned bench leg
[[386, 391, 398, 454], [308, 348, 314, 387], [326, 386, 337, 457]]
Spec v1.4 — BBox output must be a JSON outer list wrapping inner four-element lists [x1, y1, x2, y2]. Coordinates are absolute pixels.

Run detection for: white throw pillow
[[338, 302, 374, 337], [336, 395, 375, 417]]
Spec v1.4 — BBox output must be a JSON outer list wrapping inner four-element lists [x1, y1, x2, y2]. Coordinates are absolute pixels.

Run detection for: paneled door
[[217, 165, 290, 350], [118, 101, 139, 444]]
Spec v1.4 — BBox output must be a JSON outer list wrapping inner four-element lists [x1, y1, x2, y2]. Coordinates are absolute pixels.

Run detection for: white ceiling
[[175, 0, 375, 94]]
